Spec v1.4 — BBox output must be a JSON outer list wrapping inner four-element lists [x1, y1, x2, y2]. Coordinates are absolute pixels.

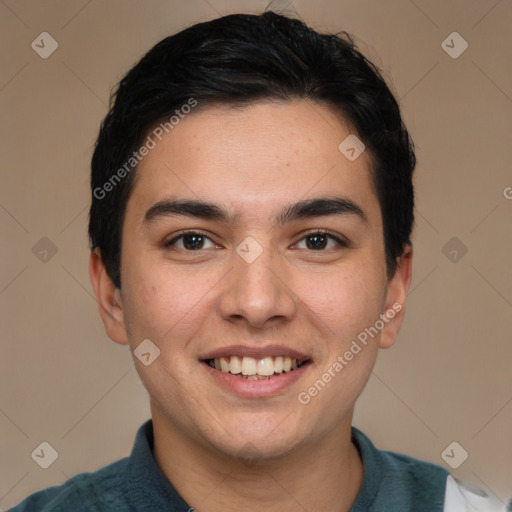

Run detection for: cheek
[[120, 255, 215, 348], [299, 257, 386, 339], [120, 253, 173, 344]]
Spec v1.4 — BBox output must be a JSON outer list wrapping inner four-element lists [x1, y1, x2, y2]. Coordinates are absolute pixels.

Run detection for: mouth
[[202, 355, 311, 380]]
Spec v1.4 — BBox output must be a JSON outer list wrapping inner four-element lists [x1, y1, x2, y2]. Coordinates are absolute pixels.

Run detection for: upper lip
[[200, 344, 311, 362]]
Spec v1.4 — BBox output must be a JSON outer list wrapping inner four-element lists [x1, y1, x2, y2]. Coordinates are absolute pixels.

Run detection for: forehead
[[126, 99, 379, 226]]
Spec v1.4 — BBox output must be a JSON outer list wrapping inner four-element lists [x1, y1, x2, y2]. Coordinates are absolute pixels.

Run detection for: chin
[[208, 413, 311, 461], [218, 434, 301, 463]]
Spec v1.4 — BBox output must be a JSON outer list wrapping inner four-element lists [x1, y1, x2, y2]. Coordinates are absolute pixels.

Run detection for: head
[[89, 11, 415, 459]]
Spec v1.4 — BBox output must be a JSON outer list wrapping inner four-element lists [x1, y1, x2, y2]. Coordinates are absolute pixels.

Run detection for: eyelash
[[163, 229, 348, 251]]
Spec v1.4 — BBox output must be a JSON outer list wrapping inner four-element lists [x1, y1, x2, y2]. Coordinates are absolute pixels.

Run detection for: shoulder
[[378, 446, 450, 507], [351, 427, 449, 510], [376, 446, 511, 511], [351, 427, 449, 512], [350, 428, 511, 512], [6, 457, 129, 512]]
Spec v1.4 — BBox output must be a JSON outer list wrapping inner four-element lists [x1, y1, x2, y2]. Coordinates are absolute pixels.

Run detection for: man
[[9, 10, 511, 512]]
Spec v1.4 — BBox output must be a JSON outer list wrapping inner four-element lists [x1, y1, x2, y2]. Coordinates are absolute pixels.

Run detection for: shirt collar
[[127, 419, 191, 511]]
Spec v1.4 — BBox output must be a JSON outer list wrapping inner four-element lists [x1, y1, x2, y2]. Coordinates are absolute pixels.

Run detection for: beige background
[[1, 0, 511, 509]]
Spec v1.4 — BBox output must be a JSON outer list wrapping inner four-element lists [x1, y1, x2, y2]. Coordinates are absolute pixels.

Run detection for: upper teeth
[[210, 356, 300, 376]]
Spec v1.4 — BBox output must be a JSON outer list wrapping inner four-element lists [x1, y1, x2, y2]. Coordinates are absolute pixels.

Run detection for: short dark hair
[[88, 11, 415, 289]]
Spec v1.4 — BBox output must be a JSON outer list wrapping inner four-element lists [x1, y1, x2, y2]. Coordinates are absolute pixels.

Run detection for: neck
[[151, 404, 364, 512]]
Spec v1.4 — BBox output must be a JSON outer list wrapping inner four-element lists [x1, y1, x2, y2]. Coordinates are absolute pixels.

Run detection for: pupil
[[184, 234, 203, 250], [307, 235, 327, 250]]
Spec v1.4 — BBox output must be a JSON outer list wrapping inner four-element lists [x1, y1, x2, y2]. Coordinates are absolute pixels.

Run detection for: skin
[[90, 99, 413, 512]]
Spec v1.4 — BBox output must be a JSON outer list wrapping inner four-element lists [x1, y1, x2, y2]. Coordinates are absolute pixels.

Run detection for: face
[[92, 99, 411, 460]]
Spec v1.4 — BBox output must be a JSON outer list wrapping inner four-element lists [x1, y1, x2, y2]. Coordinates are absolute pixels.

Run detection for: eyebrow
[[143, 196, 368, 227]]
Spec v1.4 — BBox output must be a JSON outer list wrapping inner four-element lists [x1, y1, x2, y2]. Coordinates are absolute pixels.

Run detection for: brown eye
[[165, 231, 217, 251], [295, 231, 347, 251]]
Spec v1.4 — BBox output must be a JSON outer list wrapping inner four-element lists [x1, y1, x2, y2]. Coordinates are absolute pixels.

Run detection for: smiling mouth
[[204, 355, 311, 380]]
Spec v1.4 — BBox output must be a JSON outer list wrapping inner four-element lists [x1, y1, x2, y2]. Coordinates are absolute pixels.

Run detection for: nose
[[217, 240, 297, 329]]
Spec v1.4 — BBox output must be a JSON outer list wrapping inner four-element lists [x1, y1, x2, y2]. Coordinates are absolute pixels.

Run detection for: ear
[[89, 247, 129, 345], [379, 244, 413, 349]]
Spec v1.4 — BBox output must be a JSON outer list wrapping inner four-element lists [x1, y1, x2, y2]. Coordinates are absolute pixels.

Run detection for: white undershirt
[[443, 475, 509, 511]]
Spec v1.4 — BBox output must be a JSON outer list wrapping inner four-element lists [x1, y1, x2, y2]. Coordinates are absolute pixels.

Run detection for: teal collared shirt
[[7, 419, 509, 511]]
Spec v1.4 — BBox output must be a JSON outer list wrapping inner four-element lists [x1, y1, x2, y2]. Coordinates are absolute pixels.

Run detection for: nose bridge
[[238, 242, 279, 293], [219, 235, 296, 327]]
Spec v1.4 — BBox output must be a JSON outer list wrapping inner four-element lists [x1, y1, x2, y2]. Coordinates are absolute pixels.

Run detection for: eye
[[163, 229, 348, 252], [294, 230, 348, 251], [164, 231, 219, 251]]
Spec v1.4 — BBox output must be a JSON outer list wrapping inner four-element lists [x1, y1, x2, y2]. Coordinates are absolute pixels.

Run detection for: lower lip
[[202, 361, 311, 398]]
